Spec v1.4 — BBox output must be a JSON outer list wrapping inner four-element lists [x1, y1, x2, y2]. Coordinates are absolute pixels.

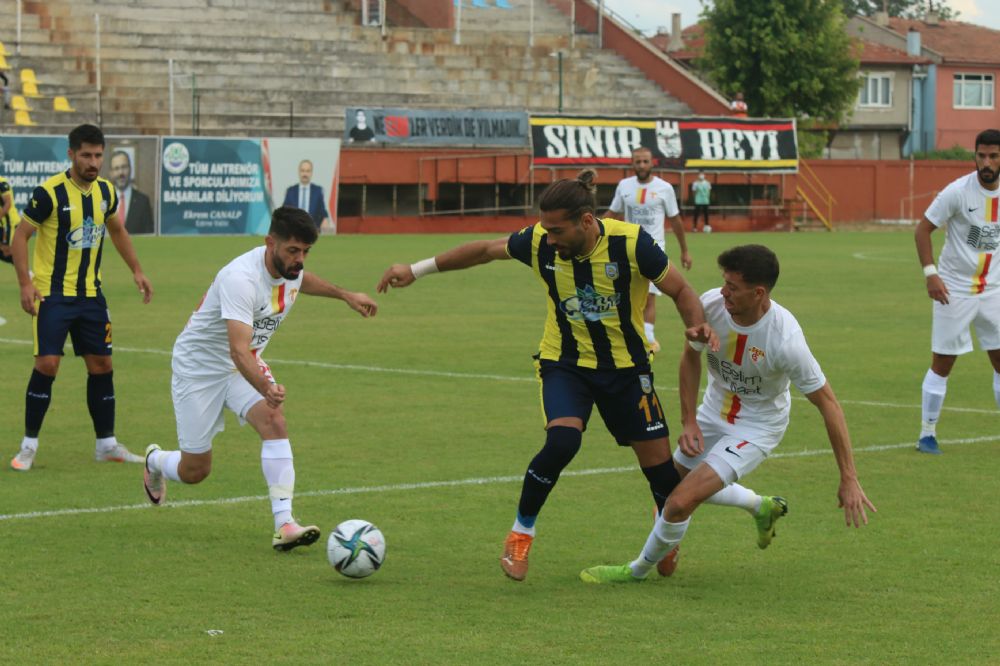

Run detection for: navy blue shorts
[[536, 359, 668, 446], [34, 294, 113, 357]]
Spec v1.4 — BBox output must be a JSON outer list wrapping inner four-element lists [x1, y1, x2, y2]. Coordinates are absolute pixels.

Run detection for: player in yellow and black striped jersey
[[8, 124, 154, 472], [0, 175, 19, 264], [377, 169, 718, 581]]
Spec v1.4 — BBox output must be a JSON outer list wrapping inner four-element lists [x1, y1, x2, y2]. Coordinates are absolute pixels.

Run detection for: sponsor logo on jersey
[[558, 284, 621, 322], [65, 216, 105, 249]]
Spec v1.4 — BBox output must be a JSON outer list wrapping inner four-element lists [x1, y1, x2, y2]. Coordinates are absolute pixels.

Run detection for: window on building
[[953, 73, 995, 109], [859, 73, 892, 107]]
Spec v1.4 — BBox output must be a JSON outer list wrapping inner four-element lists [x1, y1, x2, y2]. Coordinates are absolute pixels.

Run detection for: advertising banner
[[345, 108, 529, 147], [530, 115, 798, 172], [0, 135, 70, 212], [159, 137, 340, 235]]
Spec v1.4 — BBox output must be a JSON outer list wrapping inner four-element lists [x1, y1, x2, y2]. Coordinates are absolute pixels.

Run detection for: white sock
[[20, 436, 39, 453], [512, 518, 535, 537], [643, 322, 656, 343], [704, 483, 761, 514], [261, 439, 295, 530], [148, 449, 182, 482], [994, 371, 1000, 409], [630, 516, 690, 578], [921, 369, 948, 438], [95, 436, 117, 453]]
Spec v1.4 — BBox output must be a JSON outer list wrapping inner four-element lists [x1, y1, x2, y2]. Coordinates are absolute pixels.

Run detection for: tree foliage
[[701, 0, 860, 126], [841, 0, 958, 19]]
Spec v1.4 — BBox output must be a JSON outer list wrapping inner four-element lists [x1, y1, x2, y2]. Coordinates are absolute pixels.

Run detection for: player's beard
[[73, 158, 100, 183], [634, 167, 652, 182], [979, 165, 999, 184], [273, 253, 303, 280]]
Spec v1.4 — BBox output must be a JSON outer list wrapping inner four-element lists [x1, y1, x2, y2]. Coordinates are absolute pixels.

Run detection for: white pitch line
[[1, 337, 997, 415], [1, 434, 998, 523]]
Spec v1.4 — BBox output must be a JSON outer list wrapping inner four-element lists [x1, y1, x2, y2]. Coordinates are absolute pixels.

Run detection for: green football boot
[[579, 564, 646, 584], [754, 495, 788, 549]]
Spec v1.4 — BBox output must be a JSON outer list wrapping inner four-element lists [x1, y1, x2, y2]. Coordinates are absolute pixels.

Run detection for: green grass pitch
[[1, 230, 998, 664]]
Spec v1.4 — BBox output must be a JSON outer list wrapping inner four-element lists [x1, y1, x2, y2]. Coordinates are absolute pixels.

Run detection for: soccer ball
[[327, 519, 386, 578]]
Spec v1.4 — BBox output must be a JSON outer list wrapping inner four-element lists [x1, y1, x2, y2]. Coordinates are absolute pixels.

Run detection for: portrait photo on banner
[[268, 138, 341, 234], [103, 137, 159, 235]]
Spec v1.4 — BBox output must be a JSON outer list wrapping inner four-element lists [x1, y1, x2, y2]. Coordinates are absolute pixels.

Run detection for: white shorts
[[673, 414, 783, 484], [171, 372, 265, 454], [931, 290, 1000, 355]]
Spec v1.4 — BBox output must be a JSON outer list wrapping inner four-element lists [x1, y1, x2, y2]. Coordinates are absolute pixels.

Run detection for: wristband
[[922, 264, 938, 278], [410, 257, 439, 279]]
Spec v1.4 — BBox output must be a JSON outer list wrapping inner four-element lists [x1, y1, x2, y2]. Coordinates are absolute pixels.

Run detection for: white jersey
[[608, 176, 679, 246], [924, 172, 1000, 296], [172, 246, 303, 379], [692, 290, 826, 435]]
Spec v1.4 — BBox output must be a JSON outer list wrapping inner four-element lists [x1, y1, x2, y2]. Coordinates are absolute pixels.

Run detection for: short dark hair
[[69, 124, 105, 151], [717, 244, 780, 291], [538, 169, 597, 221], [975, 129, 1000, 150], [269, 206, 318, 244]]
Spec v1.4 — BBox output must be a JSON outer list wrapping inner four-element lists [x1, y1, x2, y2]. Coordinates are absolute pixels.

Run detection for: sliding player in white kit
[[580, 245, 876, 583], [142, 207, 378, 551], [914, 128, 1000, 455], [607, 147, 692, 352]]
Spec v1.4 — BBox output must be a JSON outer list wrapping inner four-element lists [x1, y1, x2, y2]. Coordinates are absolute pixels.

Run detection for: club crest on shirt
[[639, 375, 652, 394], [100, 200, 108, 213], [604, 262, 619, 279], [288, 288, 298, 303], [750, 346, 766, 363]]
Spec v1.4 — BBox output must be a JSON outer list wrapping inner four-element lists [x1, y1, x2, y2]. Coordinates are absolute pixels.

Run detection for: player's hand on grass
[[838, 478, 876, 528], [134, 271, 153, 304], [685, 322, 720, 352], [19, 283, 42, 316], [926, 274, 949, 305], [345, 291, 378, 318], [376, 264, 416, 293]]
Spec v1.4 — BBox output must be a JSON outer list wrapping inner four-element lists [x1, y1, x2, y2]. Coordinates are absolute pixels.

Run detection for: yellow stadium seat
[[14, 109, 36, 126], [22, 80, 40, 98], [12, 95, 32, 111], [20, 68, 37, 84], [53, 96, 75, 112], [0, 54, 9, 70], [0, 41, 8, 56]]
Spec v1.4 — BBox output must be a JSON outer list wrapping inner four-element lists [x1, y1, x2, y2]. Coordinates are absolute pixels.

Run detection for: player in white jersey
[[607, 147, 692, 353], [580, 245, 876, 583], [914, 129, 1000, 455], [142, 207, 378, 551]]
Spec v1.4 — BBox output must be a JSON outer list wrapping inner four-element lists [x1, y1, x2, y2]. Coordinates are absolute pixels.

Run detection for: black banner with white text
[[530, 115, 798, 172]]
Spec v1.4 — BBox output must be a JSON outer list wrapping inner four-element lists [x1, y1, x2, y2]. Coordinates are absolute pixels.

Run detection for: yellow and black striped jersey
[[22, 170, 119, 297], [506, 217, 670, 370], [0, 176, 20, 228]]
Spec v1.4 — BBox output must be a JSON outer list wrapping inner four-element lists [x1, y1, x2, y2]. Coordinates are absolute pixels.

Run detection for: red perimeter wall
[[337, 148, 974, 232]]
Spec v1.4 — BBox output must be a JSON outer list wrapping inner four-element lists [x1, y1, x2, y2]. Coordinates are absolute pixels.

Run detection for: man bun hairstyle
[[269, 205, 318, 245], [975, 129, 1000, 150], [69, 124, 105, 150], [717, 244, 780, 291], [538, 168, 598, 222]]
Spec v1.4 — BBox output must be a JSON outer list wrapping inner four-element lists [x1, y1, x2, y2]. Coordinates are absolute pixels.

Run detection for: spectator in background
[[730, 92, 748, 118], [110, 150, 154, 235], [691, 171, 712, 233], [283, 159, 330, 230], [0, 71, 10, 110], [348, 109, 376, 143]]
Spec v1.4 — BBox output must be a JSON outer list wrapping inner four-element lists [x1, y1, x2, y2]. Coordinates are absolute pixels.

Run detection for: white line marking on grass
[[2, 435, 998, 523], [2, 337, 998, 416], [851, 252, 911, 263]]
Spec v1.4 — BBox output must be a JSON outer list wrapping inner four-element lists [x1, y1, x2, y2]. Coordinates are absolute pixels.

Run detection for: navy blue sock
[[516, 426, 583, 525], [86, 371, 115, 439], [25, 369, 55, 438], [642, 460, 682, 514]]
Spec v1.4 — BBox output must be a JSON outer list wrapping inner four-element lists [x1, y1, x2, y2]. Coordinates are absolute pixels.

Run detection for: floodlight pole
[[95, 13, 102, 125], [16, 0, 22, 54], [529, 0, 534, 47], [598, 0, 604, 48], [454, 0, 462, 45], [168, 58, 175, 134], [557, 51, 563, 113]]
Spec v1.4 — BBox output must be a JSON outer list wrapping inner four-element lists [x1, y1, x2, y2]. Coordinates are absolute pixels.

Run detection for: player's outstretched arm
[[376, 236, 511, 293], [805, 382, 877, 528], [915, 217, 948, 305], [300, 272, 377, 318], [655, 267, 719, 352], [677, 342, 705, 458], [105, 211, 153, 304]]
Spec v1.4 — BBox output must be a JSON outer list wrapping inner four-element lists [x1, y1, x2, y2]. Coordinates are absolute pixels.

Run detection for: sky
[[601, 0, 1000, 36]]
